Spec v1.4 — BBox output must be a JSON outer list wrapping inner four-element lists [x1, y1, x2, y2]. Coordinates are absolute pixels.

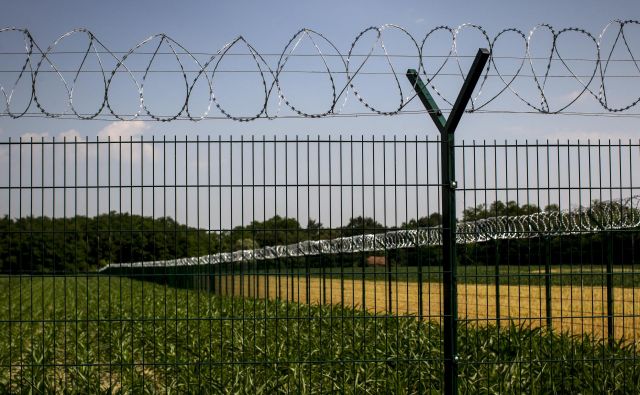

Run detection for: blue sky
[[1, 1, 639, 227], [1, 0, 639, 141]]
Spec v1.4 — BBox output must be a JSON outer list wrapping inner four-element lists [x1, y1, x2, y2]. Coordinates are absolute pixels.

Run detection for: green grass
[[0, 276, 638, 394]]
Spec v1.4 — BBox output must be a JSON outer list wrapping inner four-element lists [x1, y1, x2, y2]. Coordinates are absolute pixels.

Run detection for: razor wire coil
[[100, 195, 640, 270], [3, 20, 640, 121]]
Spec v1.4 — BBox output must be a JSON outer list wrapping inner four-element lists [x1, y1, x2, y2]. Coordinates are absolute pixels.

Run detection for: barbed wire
[[100, 195, 640, 270], [2, 20, 640, 121]]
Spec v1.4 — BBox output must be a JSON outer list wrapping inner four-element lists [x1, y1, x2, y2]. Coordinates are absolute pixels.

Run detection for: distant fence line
[[100, 195, 640, 270]]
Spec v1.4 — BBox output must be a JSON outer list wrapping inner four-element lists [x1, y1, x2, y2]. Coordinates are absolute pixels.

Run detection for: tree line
[[0, 213, 216, 273], [1, 199, 638, 273], [0, 211, 410, 273]]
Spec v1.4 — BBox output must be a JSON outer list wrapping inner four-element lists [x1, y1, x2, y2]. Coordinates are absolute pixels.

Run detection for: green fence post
[[406, 47, 489, 395], [606, 230, 614, 344], [495, 240, 501, 328], [587, 207, 614, 343], [545, 236, 552, 329], [387, 252, 393, 315]]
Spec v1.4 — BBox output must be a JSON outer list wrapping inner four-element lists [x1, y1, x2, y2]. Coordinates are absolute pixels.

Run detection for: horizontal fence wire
[[0, 136, 639, 393]]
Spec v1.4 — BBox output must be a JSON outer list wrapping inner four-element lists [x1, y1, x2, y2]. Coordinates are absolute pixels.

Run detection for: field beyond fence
[[213, 273, 640, 341]]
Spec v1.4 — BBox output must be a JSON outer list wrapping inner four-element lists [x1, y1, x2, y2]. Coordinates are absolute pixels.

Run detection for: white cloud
[[97, 121, 150, 140], [95, 121, 154, 162], [58, 129, 82, 140], [415, 18, 425, 24], [20, 131, 49, 140], [56, 129, 89, 161]]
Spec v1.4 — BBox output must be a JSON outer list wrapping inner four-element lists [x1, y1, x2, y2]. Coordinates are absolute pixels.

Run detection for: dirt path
[[214, 275, 640, 340]]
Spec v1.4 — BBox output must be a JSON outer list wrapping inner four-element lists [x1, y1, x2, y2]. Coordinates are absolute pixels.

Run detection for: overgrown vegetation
[[0, 276, 637, 394]]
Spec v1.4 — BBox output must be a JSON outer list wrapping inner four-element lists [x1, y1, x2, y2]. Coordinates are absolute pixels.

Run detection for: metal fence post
[[545, 236, 552, 328], [440, 119, 459, 395], [606, 230, 614, 344], [495, 240, 501, 328], [406, 48, 489, 395], [587, 207, 615, 343]]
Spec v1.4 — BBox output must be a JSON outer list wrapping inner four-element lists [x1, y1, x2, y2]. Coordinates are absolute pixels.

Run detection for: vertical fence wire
[[0, 136, 638, 393]]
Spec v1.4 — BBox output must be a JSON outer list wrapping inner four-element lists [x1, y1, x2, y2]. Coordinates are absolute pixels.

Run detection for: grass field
[[214, 274, 640, 340], [1, 276, 639, 393], [242, 265, 640, 288]]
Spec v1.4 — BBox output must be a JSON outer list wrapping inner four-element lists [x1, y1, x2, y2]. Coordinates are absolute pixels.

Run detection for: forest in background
[[1, 200, 637, 273]]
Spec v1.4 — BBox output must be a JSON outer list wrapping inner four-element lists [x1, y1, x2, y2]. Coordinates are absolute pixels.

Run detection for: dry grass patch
[[215, 274, 640, 340]]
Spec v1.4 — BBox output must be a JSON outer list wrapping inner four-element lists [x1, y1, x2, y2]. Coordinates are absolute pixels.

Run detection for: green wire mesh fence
[[1, 136, 639, 393]]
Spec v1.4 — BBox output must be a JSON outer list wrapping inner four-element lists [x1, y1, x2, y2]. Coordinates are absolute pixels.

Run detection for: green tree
[[341, 216, 386, 237]]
